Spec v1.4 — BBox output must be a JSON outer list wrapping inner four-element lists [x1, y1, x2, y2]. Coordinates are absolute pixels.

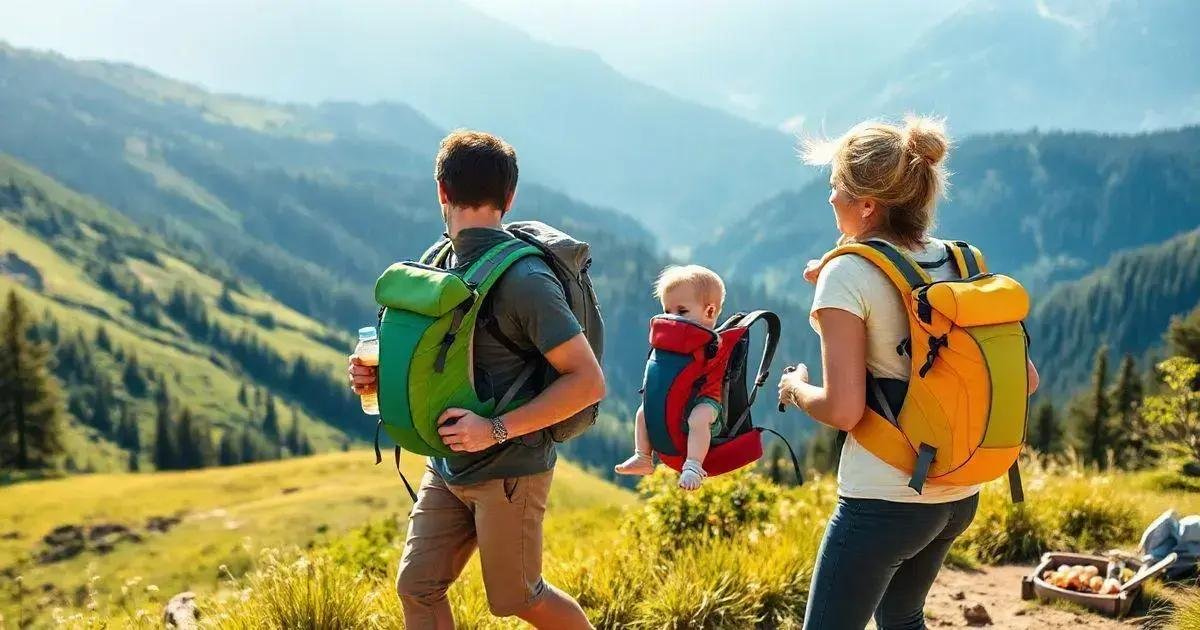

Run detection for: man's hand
[[347, 355, 377, 395], [437, 408, 497, 453], [803, 259, 822, 284]]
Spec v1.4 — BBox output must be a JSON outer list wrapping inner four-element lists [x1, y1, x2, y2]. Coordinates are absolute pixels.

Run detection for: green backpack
[[373, 222, 603, 495]]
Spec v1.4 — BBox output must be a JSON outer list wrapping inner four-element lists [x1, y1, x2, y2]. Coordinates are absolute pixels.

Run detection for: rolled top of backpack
[[649, 314, 718, 355]]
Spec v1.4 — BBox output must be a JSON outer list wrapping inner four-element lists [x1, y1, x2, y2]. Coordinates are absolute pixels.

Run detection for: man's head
[[654, 265, 725, 330], [435, 130, 519, 230]]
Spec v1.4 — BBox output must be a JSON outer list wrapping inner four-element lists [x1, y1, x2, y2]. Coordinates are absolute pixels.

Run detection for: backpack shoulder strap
[[943, 240, 987, 278], [817, 239, 932, 295], [461, 238, 542, 293], [737, 310, 782, 403], [420, 237, 453, 267], [723, 310, 782, 437]]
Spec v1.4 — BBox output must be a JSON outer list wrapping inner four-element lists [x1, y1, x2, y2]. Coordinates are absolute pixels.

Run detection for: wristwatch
[[490, 416, 509, 445]]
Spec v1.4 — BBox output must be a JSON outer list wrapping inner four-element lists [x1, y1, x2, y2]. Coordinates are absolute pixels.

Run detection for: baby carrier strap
[[723, 310, 782, 436]]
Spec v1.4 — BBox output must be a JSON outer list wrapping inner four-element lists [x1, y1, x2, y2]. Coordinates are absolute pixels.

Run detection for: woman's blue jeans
[[802, 493, 980, 630]]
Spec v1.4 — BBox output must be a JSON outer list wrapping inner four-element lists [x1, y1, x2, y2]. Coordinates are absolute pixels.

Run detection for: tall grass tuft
[[1167, 590, 1200, 630], [205, 549, 396, 629]]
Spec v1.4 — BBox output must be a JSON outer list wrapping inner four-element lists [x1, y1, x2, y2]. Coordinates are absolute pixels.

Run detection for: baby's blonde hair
[[654, 265, 725, 310], [803, 115, 950, 247]]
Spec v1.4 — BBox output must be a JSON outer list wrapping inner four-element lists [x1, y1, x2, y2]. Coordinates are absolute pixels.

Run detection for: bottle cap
[[358, 326, 377, 340]]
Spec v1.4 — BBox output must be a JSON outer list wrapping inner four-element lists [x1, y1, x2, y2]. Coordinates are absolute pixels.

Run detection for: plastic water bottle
[[355, 326, 380, 415]]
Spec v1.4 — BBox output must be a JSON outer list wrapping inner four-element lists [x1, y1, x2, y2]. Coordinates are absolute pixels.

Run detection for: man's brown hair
[[434, 130, 519, 212]]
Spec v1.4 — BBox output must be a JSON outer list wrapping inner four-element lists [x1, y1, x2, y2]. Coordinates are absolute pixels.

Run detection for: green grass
[[0, 451, 631, 627], [7, 452, 1200, 628]]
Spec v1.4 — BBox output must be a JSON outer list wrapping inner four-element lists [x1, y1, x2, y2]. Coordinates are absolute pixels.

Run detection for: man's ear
[[503, 187, 517, 215], [436, 180, 451, 206]]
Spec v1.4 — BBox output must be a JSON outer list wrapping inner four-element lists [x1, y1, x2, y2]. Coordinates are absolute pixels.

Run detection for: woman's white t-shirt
[[810, 238, 981, 504]]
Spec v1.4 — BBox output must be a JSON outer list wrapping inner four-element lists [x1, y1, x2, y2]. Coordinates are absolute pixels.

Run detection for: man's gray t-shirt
[[430, 227, 582, 486]]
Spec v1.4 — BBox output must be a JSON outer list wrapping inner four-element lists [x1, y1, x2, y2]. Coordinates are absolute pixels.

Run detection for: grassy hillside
[[10, 455, 1200, 628], [0, 154, 361, 471], [0, 451, 628, 628], [0, 43, 818, 479]]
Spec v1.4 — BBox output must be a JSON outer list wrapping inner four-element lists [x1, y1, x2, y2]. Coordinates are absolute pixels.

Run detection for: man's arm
[[437, 333, 605, 453]]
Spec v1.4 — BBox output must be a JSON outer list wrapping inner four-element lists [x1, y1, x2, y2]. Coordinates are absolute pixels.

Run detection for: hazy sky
[[0, 0, 970, 126]]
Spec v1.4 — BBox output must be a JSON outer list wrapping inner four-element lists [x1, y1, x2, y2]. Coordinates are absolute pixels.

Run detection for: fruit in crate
[[1039, 564, 1125, 594]]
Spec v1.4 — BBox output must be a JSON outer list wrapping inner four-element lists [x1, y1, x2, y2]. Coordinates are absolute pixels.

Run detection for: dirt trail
[[891, 565, 1148, 628]]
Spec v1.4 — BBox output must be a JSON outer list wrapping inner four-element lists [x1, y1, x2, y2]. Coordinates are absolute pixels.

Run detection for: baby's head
[[654, 265, 725, 330]]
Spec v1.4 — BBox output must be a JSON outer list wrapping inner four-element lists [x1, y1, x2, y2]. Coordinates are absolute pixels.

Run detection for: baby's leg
[[615, 405, 655, 475], [679, 405, 718, 491]]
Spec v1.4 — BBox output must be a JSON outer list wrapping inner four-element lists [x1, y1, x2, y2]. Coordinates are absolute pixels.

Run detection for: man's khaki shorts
[[397, 466, 554, 617]]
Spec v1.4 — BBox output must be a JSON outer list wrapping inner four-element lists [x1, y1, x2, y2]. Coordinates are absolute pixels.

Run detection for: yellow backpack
[[817, 239, 1031, 501]]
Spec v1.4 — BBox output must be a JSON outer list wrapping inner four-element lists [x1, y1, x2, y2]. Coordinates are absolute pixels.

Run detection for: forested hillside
[[706, 127, 1200, 297], [0, 44, 814, 478], [1028, 228, 1200, 397], [0, 155, 359, 472]]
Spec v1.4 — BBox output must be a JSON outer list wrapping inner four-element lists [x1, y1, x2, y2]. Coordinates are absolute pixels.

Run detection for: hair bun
[[902, 115, 948, 166]]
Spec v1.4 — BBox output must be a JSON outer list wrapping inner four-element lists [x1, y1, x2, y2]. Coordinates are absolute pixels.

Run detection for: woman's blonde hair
[[803, 115, 950, 246], [654, 265, 725, 309]]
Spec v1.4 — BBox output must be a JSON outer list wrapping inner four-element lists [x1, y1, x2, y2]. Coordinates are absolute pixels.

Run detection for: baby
[[615, 265, 726, 490]]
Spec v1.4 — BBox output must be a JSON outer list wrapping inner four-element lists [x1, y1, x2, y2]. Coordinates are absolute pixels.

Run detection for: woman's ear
[[859, 197, 877, 221]]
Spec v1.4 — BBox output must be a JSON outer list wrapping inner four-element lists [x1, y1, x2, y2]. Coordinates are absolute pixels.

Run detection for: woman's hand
[[777, 363, 810, 410], [803, 259, 822, 284]]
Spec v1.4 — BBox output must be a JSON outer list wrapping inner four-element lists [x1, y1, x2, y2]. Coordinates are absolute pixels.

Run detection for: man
[[348, 130, 603, 630]]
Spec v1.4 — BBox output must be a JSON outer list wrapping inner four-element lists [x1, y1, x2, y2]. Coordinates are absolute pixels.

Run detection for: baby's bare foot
[[614, 452, 654, 475]]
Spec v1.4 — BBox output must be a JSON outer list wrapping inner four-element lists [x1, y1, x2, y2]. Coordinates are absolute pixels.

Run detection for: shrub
[[322, 515, 404, 578], [1056, 493, 1139, 551], [631, 468, 781, 544], [955, 473, 1142, 563], [956, 496, 1056, 564]]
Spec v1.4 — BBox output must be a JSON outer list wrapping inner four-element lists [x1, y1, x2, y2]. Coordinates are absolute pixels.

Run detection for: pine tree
[[1168, 305, 1200, 363], [240, 429, 257, 464], [176, 409, 198, 469], [218, 430, 241, 467], [152, 386, 176, 470], [287, 411, 303, 456], [117, 405, 141, 452], [1111, 355, 1150, 468], [766, 441, 784, 484], [123, 353, 148, 397], [94, 326, 112, 353], [0, 291, 66, 469], [805, 427, 840, 475], [1030, 399, 1061, 454], [89, 376, 116, 436], [263, 395, 281, 457], [1072, 346, 1112, 468], [218, 284, 237, 313]]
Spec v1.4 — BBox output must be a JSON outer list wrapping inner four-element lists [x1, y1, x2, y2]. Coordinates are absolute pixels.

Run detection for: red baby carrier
[[642, 310, 803, 480]]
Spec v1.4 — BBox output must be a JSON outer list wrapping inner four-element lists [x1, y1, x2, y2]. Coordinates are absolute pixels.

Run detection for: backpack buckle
[[918, 335, 948, 378]]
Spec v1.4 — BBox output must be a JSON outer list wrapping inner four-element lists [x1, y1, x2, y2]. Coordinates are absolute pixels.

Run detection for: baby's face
[[660, 286, 719, 329]]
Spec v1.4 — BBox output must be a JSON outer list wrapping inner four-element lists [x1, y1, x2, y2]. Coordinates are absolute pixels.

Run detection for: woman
[[777, 116, 1039, 630]]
